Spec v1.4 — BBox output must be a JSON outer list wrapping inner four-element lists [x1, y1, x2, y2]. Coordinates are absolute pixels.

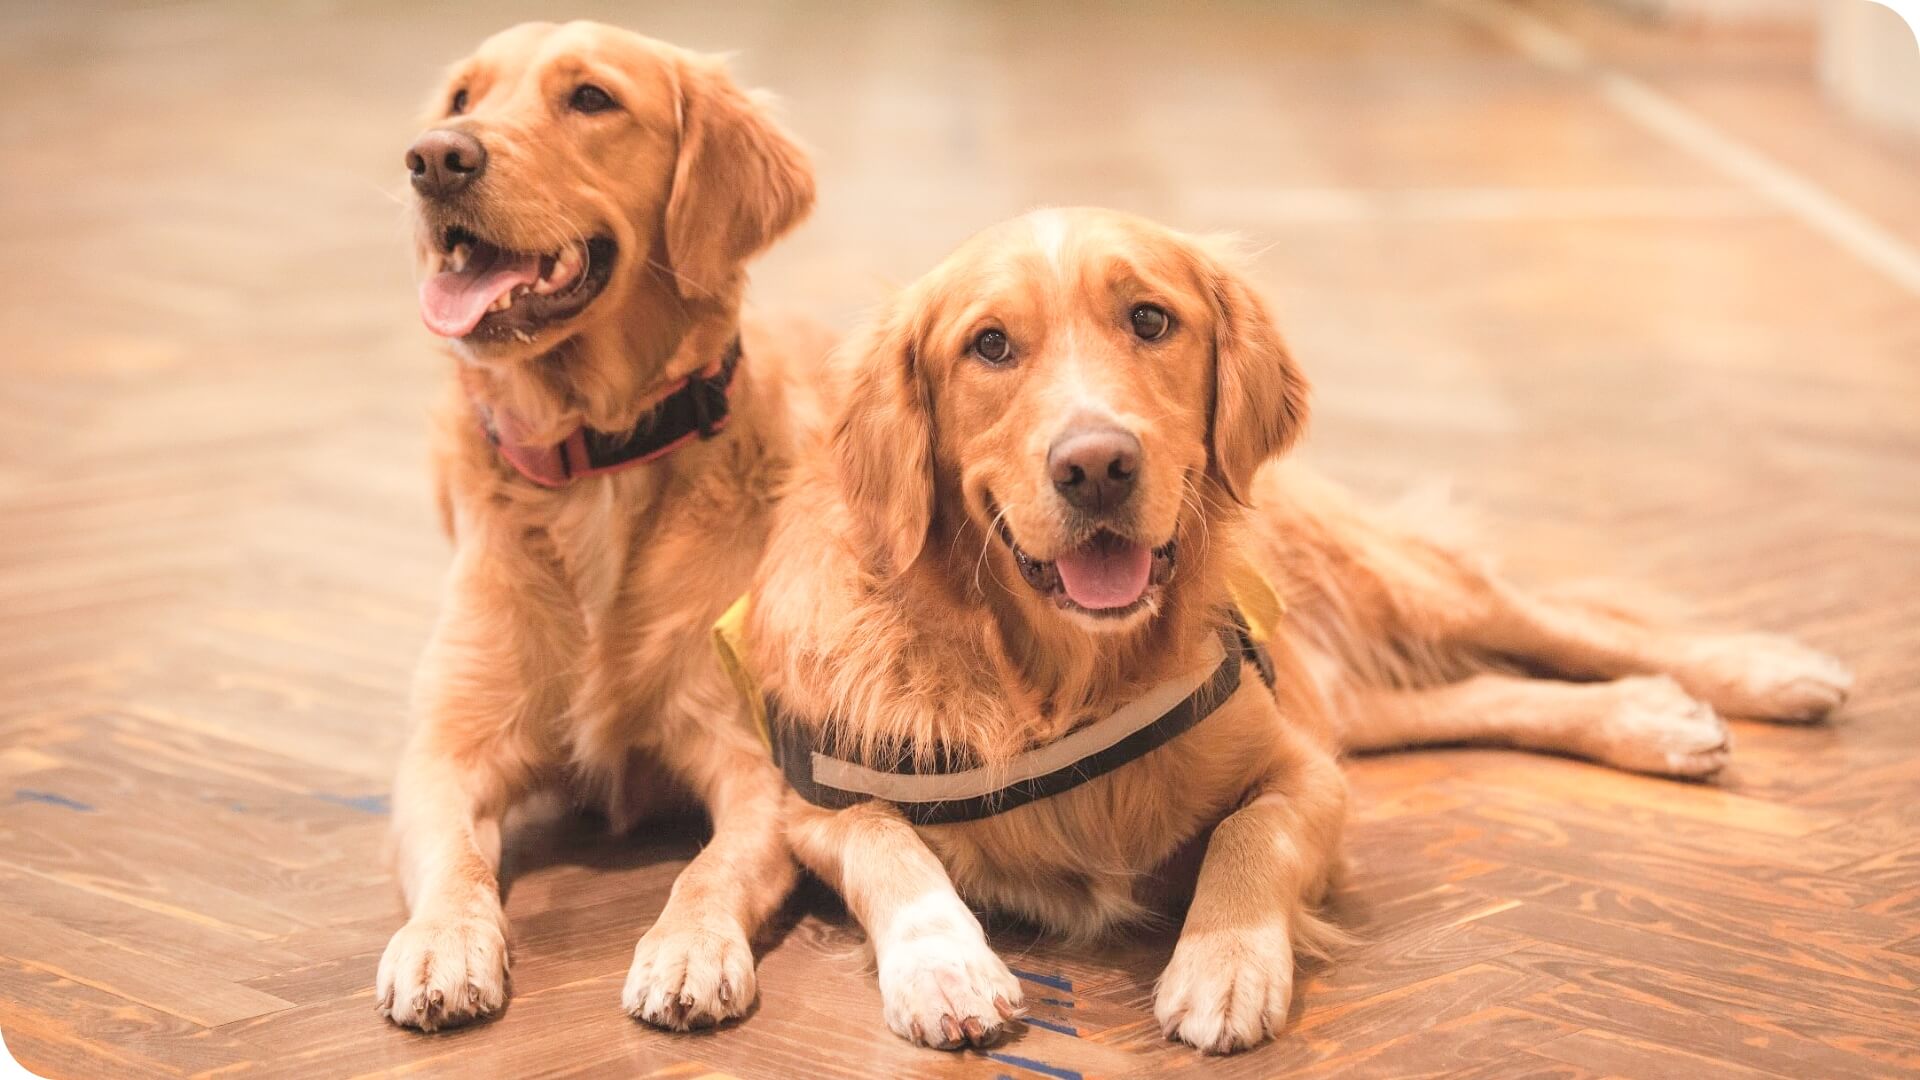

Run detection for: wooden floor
[[4, 1, 1919, 1076]]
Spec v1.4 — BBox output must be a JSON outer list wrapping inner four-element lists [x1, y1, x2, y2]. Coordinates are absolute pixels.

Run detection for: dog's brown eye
[[448, 88, 468, 116], [972, 329, 1011, 365], [569, 84, 617, 114], [1131, 304, 1170, 341]]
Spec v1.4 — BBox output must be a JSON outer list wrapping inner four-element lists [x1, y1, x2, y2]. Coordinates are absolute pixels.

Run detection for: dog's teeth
[[489, 293, 512, 313], [534, 246, 582, 294], [448, 243, 471, 274]]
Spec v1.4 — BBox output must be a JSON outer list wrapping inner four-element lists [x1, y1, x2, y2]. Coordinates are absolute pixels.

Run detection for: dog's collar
[[472, 336, 741, 488], [765, 615, 1276, 826]]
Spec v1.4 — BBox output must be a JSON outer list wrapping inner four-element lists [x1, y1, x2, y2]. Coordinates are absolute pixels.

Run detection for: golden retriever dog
[[377, 21, 825, 1032], [741, 207, 1852, 1054]]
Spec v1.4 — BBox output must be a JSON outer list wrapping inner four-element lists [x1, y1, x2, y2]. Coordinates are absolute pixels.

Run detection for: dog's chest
[[535, 461, 766, 772], [940, 698, 1268, 931], [544, 476, 658, 638]]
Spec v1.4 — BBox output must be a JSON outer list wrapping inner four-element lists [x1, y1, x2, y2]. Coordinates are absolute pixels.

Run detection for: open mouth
[[991, 510, 1177, 619], [419, 225, 616, 342]]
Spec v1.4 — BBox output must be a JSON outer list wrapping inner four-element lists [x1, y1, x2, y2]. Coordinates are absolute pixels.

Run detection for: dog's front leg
[[377, 549, 564, 1031], [377, 734, 514, 1031], [786, 799, 1023, 1049], [622, 718, 797, 1030], [1154, 732, 1348, 1054]]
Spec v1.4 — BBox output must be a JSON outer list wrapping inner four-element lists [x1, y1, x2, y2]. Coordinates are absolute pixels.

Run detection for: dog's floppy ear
[[831, 303, 934, 577], [1197, 242, 1311, 504], [665, 55, 815, 299]]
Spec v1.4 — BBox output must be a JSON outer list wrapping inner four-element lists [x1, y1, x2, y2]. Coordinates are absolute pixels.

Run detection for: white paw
[[878, 929, 1023, 1049], [622, 921, 756, 1030], [376, 913, 509, 1031], [1589, 675, 1731, 778], [1680, 634, 1853, 723], [1155, 921, 1294, 1054]]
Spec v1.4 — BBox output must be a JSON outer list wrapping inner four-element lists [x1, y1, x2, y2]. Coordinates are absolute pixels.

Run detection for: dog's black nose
[[1049, 425, 1141, 514], [406, 130, 486, 198]]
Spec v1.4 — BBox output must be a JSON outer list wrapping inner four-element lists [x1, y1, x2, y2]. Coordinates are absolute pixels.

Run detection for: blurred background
[[3, 2, 1918, 1078]]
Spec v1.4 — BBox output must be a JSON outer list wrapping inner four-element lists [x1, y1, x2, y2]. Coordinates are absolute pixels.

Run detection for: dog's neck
[[455, 265, 743, 448]]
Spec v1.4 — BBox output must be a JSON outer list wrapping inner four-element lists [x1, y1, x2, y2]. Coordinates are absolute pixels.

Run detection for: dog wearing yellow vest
[[734, 207, 1853, 1054]]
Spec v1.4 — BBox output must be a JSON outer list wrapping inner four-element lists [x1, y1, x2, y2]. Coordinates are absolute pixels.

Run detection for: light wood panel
[[3, 1, 1918, 1077]]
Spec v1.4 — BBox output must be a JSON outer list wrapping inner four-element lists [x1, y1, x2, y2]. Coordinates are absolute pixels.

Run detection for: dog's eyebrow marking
[[1055, 337, 1118, 430], [1029, 209, 1070, 276]]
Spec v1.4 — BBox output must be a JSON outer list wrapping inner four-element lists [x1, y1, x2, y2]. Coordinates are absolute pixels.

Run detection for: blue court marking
[[313, 792, 390, 815], [1022, 1015, 1079, 1037], [985, 1052, 1082, 1080], [1037, 996, 1075, 1008], [1008, 966, 1073, 992], [14, 789, 95, 812]]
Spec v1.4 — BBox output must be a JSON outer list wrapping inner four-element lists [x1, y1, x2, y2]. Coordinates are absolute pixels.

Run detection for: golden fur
[[746, 207, 1853, 1054], [377, 21, 826, 1032]]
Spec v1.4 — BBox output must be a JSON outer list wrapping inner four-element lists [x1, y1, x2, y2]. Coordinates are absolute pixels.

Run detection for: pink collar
[[473, 338, 740, 488]]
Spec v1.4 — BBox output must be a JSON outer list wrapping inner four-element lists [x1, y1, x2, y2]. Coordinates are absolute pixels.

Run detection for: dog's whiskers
[[971, 503, 1015, 598], [645, 256, 715, 301], [1180, 476, 1215, 562]]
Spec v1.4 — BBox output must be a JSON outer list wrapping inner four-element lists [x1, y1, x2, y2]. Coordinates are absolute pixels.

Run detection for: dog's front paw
[[622, 919, 756, 1030], [1587, 675, 1731, 778], [1155, 922, 1294, 1055], [878, 929, 1023, 1050], [376, 912, 509, 1031], [1680, 634, 1853, 723]]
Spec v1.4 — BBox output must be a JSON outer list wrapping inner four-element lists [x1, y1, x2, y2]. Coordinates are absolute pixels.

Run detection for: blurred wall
[[1820, 0, 1920, 134], [1589, 0, 1920, 137], [1595, 0, 1816, 24]]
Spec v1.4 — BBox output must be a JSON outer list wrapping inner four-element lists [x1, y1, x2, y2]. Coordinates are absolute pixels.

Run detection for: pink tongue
[[1054, 539, 1152, 610], [418, 251, 541, 338]]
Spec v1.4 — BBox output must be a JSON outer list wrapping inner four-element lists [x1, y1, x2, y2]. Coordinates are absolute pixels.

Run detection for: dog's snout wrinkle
[[407, 129, 488, 199], [1048, 424, 1141, 515]]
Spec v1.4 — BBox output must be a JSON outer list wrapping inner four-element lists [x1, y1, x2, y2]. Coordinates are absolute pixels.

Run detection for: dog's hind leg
[[1254, 468, 1852, 725], [1340, 672, 1731, 778], [1455, 584, 1853, 723]]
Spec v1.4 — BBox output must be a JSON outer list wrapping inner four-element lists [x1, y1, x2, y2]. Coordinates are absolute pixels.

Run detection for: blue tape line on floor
[[1008, 967, 1073, 992], [14, 789, 95, 812], [985, 1051, 1083, 1080]]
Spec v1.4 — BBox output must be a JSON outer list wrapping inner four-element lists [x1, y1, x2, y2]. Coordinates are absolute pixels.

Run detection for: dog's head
[[835, 208, 1309, 634], [406, 21, 812, 364]]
